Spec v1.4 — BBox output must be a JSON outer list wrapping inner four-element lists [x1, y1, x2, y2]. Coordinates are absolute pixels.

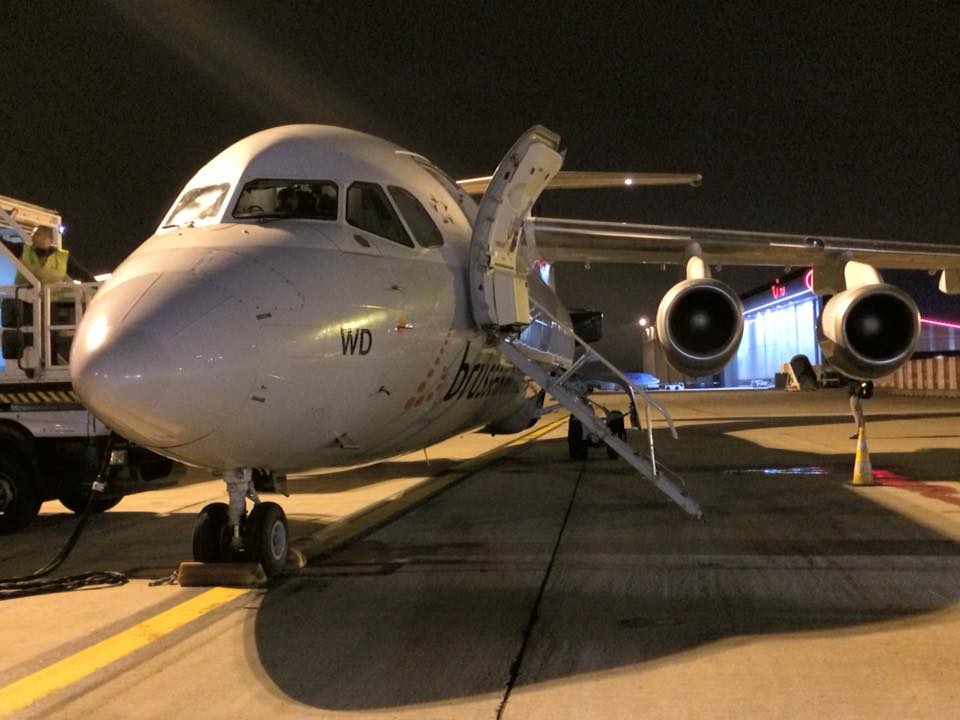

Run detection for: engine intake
[[656, 278, 744, 375], [818, 284, 920, 380]]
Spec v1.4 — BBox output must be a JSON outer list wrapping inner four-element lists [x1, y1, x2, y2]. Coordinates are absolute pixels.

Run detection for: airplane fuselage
[[70, 126, 557, 474]]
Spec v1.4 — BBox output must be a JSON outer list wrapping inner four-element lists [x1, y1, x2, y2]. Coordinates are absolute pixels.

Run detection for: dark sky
[[4, 2, 959, 366]]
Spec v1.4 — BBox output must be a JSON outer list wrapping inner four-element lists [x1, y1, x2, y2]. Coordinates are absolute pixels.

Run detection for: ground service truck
[[0, 194, 181, 533]]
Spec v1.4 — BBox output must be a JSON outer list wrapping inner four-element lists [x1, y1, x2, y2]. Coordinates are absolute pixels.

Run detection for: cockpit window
[[163, 183, 231, 227], [346, 182, 413, 248], [387, 186, 443, 247], [232, 179, 338, 220], [402, 153, 472, 222]]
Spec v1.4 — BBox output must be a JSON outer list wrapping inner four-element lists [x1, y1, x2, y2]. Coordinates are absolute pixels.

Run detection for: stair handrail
[[526, 297, 676, 432]]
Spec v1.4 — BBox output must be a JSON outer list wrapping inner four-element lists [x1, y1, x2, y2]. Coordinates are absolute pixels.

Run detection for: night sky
[[5, 2, 959, 367]]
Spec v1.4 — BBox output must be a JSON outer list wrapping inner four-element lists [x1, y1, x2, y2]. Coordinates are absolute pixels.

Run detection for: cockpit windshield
[[163, 183, 231, 228], [232, 179, 338, 221]]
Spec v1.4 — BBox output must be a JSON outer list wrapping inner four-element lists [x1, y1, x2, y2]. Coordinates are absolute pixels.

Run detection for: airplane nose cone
[[73, 320, 173, 428], [72, 270, 259, 448]]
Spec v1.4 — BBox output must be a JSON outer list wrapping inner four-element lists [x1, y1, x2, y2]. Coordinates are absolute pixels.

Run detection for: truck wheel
[[58, 486, 123, 514], [605, 411, 626, 459], [0, 454, 42, 534], [567, 416, 588, 461]]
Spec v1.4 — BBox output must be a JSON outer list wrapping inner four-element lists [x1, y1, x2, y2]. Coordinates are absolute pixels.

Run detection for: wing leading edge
[[457, 171, 702, 196], [529, 216, 960, 274]]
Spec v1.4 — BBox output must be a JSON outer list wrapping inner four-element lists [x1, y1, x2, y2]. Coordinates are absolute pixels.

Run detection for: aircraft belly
[[355, 339, 530, 459], [170, 359, 405, 471], [393, 382, 530, 452]]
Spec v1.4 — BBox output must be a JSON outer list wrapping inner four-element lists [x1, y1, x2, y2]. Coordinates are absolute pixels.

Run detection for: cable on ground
[[0, 435, 128, 600]]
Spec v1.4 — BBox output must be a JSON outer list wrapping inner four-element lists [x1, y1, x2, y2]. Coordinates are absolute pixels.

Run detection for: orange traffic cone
[[851, 425, 875, 486]]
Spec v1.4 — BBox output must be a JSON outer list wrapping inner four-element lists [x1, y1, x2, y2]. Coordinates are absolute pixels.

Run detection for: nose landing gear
[[191, 467, 290, 577]]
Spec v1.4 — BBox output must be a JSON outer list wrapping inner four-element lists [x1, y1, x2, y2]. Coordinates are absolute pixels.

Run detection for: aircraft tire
[[244, 501, 288, 577], [568, 416, 588, 461], [193, 502, 233, 562], [605, 411, 626, 459]]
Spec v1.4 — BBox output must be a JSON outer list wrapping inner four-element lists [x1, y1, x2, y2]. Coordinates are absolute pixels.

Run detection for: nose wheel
[[191, 468, 289, 577], [192, 502, 234, 562]]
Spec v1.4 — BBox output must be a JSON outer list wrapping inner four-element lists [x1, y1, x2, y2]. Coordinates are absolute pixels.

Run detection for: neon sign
[[922, 317, 960, 330], [768, 270, 814, 300]]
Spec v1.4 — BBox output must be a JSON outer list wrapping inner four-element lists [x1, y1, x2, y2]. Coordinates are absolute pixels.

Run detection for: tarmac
[[2, 388, 960, 718]]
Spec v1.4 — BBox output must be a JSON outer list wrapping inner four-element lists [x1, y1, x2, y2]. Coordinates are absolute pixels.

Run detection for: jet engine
[[818, 284, 920, 380], [656, 277, 744, 376]]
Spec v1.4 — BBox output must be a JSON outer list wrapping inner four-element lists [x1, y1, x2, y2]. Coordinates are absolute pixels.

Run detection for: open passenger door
[[469, 126, 563, 331]]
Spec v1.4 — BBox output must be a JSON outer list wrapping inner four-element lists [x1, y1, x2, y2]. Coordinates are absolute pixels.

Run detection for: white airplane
[[69, 124, 960, 575]]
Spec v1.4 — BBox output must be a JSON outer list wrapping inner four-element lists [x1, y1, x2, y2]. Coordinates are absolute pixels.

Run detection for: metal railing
[[521, 297, 678, 476], [1, 281, 99, 381]]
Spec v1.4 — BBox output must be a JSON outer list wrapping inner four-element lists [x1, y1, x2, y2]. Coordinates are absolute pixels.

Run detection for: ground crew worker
[[1, 226, 75, 365], [12, 226, 69, 285]]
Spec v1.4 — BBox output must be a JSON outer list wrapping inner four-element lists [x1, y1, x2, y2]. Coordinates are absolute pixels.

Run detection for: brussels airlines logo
[[442, 342, 515, 402]]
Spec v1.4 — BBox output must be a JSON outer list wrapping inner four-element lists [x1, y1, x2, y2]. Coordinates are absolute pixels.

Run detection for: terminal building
[[723, 270, 820, 388]]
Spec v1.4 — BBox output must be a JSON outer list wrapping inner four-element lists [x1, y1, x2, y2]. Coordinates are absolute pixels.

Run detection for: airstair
[[501, 299, 702, 518], [468, 126, 703, 518]]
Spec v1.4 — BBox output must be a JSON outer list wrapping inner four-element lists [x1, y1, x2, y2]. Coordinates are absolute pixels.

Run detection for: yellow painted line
[[0, 586, 247, 715], [506, 416, 567, 445], [0, 417, 570, 714]]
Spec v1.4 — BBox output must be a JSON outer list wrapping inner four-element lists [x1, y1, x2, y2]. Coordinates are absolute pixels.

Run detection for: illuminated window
[[232, 179, 338, 220], [729, 286, 820, 387]]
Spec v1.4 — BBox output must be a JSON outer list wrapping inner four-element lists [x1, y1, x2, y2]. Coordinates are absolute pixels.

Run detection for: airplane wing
[[528, 216, 960, 273], [457, 171, 702, 195]]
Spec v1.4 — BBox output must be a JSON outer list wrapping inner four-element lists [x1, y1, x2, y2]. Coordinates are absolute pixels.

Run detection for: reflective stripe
[[15, 245, 69, 284]]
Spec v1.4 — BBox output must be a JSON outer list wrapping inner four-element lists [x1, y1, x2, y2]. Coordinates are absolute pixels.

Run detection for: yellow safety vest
[[15, 245, 69, 285]]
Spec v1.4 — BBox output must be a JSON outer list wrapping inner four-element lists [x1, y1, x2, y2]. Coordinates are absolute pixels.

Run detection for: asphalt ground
[[2, 389, 960, 718]]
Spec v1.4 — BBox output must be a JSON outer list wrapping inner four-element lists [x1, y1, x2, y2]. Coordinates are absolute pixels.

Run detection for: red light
[[804, 269, 814, 291], [870, 468, 911, 482]]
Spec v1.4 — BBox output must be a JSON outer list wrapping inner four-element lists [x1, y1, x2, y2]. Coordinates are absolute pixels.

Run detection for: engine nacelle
[[656, 278, 744, 376], [818, 284, 920, 380]]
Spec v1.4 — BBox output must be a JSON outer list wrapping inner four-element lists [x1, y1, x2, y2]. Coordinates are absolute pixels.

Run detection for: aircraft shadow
[[251, 421, 960, 710]]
